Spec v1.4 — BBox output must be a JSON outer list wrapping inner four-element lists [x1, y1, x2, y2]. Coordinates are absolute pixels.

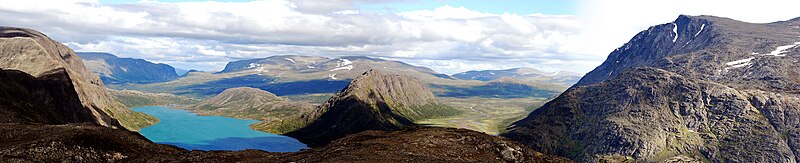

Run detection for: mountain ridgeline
[[504, 15, 800, 162], [453, 67, 582, 86], [78, 52, 180, 84], [287, 69, 461, 147]]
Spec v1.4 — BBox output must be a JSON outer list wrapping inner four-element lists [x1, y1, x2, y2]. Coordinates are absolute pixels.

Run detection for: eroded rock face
[[0, 27, 155, 130], [505, 15, 800, 162], [287, 69, 460, 147]]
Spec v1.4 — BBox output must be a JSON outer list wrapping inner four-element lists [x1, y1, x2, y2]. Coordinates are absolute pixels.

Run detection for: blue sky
[[357, 0, 578, 15], [100, 0, 578, 15]]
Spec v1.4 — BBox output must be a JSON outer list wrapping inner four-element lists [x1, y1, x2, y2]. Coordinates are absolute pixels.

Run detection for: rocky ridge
[[504, 15, 800, 162], [0, 27, 155, 130], [286, 69, 461, 147]]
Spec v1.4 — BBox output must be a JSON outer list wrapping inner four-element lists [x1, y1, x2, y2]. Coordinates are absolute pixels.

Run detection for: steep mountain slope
[[0, 68, 112, 124], [0, 27, 155, 130], [504, 15, 800, 162], [454, 67, 582, 86], [286, 69, 461, 147], [78, 52, 179, 84], [187, 87, 315, 134]]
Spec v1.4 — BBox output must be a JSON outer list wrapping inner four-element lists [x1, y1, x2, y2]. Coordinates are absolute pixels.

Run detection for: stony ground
[[0, 123, 570, 162]]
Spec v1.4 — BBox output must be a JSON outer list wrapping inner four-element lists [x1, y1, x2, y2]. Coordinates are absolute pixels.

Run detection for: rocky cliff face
[[0, 27, 156, 130], [78, 52, 180, 84], [188, 87, 315, 134], [505, 15, 800, 162], [286, 69, 460, 147], [0, 68, 113, 125]]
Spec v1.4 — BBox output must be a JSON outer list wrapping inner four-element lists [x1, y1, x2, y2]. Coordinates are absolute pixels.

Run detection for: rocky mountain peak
[[505, 15, 800, 162], [336, 69, 436, 107], [286, 69, 459, 147], [0, 26, 158, 130]]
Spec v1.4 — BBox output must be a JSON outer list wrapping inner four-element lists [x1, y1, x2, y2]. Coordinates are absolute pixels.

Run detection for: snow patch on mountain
[[330, 65, 354, 71], [724, 57, 755, 72], [756, 42, 800, 57], [672, 23, 679, 43], [247, 63, 261, 69], [694, 24, 705, 37]]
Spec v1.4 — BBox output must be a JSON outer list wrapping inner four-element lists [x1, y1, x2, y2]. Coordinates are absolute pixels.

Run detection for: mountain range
[[0, 26, 567, 162], [94, 53, 572, 98], [78, 52, 180, 84], [453, 67, 582, 86], [6, 13, 796, 162], [504, 15, 800, 162]]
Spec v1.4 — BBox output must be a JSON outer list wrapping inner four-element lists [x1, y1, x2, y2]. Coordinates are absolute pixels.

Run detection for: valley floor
[[419, 97, 548, 135]]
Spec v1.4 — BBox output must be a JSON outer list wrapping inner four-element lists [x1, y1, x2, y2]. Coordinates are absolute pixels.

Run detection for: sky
[[0, 0, 798, 74]]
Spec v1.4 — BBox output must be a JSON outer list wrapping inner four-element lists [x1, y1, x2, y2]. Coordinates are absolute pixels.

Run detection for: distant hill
[[287, 69, 460, 147], [78, 52, 179, 84], [108, 89, 198, 108], [218, 55, 453, 83], [186, 87, 316, 134], [453, 67, 582, 86]]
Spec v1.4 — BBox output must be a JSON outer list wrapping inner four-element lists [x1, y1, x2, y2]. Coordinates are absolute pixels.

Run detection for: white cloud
[[0, 0, 587, 73], [579, 0, 800, 58]]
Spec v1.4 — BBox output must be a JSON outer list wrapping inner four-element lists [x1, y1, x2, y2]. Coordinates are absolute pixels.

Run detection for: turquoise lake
[[132, 106, 307, 152]]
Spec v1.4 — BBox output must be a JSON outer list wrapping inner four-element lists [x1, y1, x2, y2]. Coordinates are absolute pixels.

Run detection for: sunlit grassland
[[418, 97, 548, 135]]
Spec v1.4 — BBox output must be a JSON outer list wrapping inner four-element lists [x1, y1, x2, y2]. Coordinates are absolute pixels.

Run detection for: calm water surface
[[132, 106, 307, 152]]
